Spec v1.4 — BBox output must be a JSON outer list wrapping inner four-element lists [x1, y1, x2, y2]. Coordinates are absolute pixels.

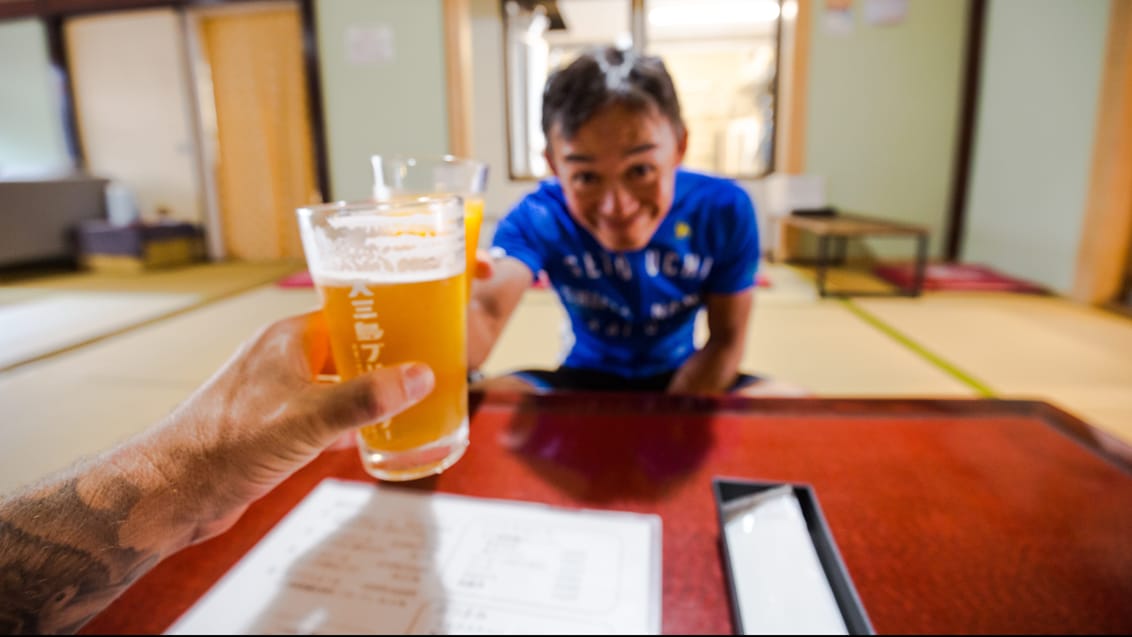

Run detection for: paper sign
[[864, 0, 908, 26], [346, 25, 394, 65], [825, 0, 855, 35]]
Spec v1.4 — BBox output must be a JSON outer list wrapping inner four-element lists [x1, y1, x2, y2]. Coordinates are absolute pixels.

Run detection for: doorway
[[63, 1, 320, 262], [64, 8, 203, 226], [190, 1, 319, 260]]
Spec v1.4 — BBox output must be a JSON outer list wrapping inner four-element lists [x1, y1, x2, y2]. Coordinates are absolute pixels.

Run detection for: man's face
[[545, 103, 687, 252]]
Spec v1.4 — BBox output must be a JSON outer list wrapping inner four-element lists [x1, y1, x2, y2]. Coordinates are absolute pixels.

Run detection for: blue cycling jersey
[[492, 168, 760, 378]]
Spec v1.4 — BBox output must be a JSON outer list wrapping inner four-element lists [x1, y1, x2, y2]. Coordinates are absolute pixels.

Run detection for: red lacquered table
[[80, 393, 1132, 635]]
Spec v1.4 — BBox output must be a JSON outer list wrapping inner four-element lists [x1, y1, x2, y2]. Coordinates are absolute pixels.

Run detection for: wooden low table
[[81, 392, 1132, 635], [777, 212, 930, 297]]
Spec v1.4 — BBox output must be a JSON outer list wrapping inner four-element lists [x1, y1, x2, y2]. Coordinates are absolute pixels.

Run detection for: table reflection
[[498, 394, 714, 503]]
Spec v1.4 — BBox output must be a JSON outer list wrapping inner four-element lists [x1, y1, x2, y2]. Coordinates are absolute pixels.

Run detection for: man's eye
[[573, 172, 600, 186], [627, 164, 654, 180]]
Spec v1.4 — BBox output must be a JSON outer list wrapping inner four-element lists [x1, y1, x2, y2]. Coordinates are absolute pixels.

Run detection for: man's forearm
[[0, 443, 190, 634], [466, 257, 532, 371], [467, 297, 500, 370], [667, 338, 742, 394]]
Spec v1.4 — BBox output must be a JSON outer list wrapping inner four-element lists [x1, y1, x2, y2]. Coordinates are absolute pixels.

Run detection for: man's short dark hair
[[541, 46, 685, 144]]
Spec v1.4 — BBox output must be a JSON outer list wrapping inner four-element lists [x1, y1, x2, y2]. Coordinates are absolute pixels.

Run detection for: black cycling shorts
[[508, 366, 761, 393]]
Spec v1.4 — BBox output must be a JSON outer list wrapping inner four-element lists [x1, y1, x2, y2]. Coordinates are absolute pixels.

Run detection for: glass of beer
[[295, 195, 468, 481], [370, 154, 488, 295]]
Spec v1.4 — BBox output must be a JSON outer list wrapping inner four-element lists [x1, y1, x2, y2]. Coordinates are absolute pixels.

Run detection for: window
[[502, 0, 783, 180]]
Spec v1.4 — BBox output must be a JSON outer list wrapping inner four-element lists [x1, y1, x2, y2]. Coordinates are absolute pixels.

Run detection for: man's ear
[[675, 127, 689, 165], [543, 124, 563, 177], [543, 145, 559, 177]]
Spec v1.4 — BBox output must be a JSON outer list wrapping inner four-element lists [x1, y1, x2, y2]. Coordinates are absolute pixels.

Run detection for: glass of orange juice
[[370, 155, 488, 295], [296, 195, 468, 481]]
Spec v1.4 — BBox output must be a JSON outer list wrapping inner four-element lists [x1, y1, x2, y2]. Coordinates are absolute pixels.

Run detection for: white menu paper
[[166, 479, 662, 635]]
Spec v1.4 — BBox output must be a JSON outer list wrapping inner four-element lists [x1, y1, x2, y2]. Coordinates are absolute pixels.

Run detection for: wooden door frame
[[1072, 0, 1132, 305], [183, 0, 316, 259], [776, 0, 811, 175]]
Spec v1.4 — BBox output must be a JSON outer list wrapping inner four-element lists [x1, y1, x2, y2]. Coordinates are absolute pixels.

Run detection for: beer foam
[[306, 221, 464, 284], [311, 267, 461, 286], [326, 213, 448, 231]]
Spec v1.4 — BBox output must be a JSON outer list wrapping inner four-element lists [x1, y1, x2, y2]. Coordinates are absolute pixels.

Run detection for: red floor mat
[[873, 262, 1048, 293], [276, 270, 314, 288]]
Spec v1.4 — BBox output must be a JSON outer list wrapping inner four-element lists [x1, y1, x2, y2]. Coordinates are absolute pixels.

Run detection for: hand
[[0, 311, 435, 633], [466, 253, 532, 370], [473, 247, 501, 281], [133, 310, 435, 544]]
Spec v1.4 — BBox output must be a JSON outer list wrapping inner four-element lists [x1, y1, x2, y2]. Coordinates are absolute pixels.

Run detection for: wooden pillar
[[1072, 0, 1132, 304], [443, 0, 473, 158]]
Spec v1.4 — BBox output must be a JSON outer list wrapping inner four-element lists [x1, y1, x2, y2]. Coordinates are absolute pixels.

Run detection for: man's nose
[[597, 184, 639, 217]]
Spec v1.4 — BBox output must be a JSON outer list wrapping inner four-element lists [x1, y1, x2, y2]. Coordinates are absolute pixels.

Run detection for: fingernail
[[403, 363, 435, 401]]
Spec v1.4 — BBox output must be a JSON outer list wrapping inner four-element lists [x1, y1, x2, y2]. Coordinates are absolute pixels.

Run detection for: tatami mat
[[56, 286, 320, 387], [0, 286, 319, 493], [772, 262, 899, 296], [0, 260, 305, 372], [478, 289, 570, 376], [0, 369, 204, 493], [0, 291, 201, 371], [2, 259, 304, 295], [0, 287, 56, 306], [853, 293, 1132, 442], [739, 299, 976, 397]]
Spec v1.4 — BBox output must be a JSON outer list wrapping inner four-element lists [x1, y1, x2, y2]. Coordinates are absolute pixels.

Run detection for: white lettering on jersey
[[564, 255, 583, 278], [582, 252, 602, 279], [699, 257, 714, 280], [614, 254, 632, 281], [645, 250, 659, 277], [681, 253, 701, 278], [649, 293, 701, 320]]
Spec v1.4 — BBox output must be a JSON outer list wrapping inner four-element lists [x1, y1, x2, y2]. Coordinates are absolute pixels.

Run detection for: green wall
[[316, 0, 450, 201], [803, 0, 968, 258], [962, 0, 1108, 293], [0, 19, 71, 176]]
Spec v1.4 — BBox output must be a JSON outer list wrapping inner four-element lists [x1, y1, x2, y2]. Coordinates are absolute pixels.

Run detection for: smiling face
[[545, 102, 688, 252]]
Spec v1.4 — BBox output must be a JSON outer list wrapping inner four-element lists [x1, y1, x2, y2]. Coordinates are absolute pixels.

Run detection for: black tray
[[712, 477, 874, 635]]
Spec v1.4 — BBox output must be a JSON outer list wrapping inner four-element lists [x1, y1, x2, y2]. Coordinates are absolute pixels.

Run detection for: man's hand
[[137, 311, 436, 543], [667, 290, 752, 394], [0, 311, 435, 633], [473, 248, 498, 281]]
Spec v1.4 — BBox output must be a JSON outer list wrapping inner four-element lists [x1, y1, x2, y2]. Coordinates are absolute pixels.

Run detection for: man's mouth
[[600, 211, 644, 231]]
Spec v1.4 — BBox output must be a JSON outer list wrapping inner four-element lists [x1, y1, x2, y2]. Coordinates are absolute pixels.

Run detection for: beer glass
[[370, 154, 488, 295], [296, 195, 468, 481]]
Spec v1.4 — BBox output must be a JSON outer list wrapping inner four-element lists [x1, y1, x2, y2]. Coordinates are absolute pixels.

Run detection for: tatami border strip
[[839, 298, 998, 398]]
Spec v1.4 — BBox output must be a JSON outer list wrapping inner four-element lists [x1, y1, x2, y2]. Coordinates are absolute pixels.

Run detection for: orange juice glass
[[370, 155, 488, 295], [296, 196, 468, 481]]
